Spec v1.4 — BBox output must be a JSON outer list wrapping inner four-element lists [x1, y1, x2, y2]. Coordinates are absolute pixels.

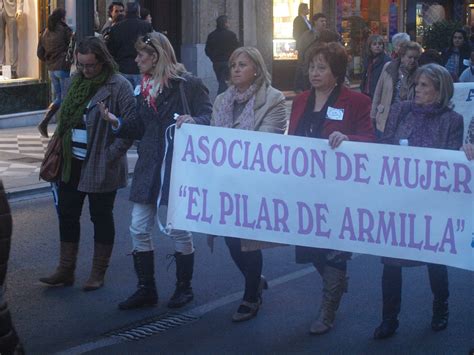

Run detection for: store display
[[0, 0, 24, 79]]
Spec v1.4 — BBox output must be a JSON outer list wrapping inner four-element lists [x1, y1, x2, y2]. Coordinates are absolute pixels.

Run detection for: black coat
[[106, 16, 153, 74], [0, 180, 23, 354], [360, 53, 391, 98], [116, 74, 212, 205], [205, 28, 240, 63], [441, 46, 471, 78]]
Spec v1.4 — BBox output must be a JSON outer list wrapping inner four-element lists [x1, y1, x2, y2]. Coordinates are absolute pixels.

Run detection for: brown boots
[[310, 266, 348, 335], [37, 103, 60, 138], [83, 243, 113, 291], [39, 242, 79, 286], [39, 242, 113, 291]]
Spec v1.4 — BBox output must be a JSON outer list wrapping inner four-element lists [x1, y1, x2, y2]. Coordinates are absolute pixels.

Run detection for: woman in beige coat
[[211, 46, 287, 322], [370, 41, 422, 137]]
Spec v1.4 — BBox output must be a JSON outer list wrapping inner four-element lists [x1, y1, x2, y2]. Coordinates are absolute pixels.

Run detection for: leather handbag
[[39, 135, 63, 182]]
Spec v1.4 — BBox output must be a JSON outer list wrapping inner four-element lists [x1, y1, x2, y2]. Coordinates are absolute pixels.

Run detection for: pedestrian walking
[[106, 1, 152, 88], [205, 15, 240, 95], [210, 46, 287, 322], [39, 36, 135, 292], [288, 42, 375, 335], [0, 179, 24, 354], [36, 7, 73, 138], [442, 29, 471, 80], [371, 41, 422, 137], [374, 63, 464, 339], [103, 32, 212, 310], [360, 34, 390, 98]]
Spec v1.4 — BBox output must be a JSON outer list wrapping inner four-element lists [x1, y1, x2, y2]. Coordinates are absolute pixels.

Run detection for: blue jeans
[[49, 70, 70, 105], [121, 73, 142, 89]]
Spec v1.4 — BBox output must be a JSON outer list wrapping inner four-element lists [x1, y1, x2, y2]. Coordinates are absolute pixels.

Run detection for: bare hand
[[328, 131, 349, 149], [176, 114, 196, 128], [99, 101, 119, 128], [461, 143, 474, 161]]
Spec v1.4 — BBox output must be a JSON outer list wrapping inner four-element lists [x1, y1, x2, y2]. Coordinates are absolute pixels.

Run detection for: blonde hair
[[228, 47, 271, 89], [135, 32, 187, 88]]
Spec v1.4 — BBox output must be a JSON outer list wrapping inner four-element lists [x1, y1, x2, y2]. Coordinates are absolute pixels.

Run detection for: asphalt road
[[5, 187, 474, 354]]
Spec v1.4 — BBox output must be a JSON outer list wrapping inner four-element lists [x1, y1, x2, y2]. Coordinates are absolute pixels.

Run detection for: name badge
[[326, 106, 344, 121]]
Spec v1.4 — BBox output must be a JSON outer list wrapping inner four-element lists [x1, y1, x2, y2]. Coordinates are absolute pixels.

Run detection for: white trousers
[[129, 203, 194, 255]]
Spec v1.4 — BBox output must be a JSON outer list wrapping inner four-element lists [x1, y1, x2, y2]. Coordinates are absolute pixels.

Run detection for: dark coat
[[360, 53, 391, 98], [37, 22, 73, 71], [116, 73, 212, 205], [205, 27, 240, 63], [293, 15, 311, 41], [63, 74, 135, 193], [106, 15, 153, 74], [0, 180, 23, 354], [441, 46, 471, 78]]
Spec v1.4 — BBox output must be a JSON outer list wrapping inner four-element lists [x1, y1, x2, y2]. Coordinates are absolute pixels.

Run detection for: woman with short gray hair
[[375, 63, 464, 339]]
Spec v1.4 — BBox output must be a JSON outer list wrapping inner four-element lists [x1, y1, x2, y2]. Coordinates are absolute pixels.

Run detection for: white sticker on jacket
[[326, 106, 344, 120]]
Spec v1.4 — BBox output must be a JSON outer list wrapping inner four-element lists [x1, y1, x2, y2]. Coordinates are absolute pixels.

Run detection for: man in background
[[205, 15, 240, 95], [101, 2, 124, 37]]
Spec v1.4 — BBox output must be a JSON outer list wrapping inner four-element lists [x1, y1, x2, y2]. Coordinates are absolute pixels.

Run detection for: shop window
[[273, 0, 301, 60], [336, 0, 401, 83], [0, 0, 41, 86]]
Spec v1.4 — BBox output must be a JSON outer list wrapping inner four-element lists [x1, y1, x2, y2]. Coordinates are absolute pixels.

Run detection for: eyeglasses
[[77, 61, 100, 70], [143, 35, 160, 56]]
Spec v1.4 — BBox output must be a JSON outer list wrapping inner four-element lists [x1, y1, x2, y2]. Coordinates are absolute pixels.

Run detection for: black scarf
[[295, 85, 342, 138]]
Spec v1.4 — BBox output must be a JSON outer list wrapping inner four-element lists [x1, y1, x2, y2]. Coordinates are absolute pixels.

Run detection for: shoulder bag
[[39, 135, 63, 182]]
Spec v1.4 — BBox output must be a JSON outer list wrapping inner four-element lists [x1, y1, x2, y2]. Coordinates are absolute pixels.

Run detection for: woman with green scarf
[[39, 37, 135, 292]]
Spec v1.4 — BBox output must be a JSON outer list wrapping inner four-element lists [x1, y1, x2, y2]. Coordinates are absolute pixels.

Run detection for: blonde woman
[[104, 32, 212, 310], [211, 47, 287, 322]]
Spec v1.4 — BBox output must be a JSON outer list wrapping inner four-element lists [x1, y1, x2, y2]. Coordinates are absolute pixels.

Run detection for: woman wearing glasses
[[103, 33, 212, 310], [39, 37, 135, 292]]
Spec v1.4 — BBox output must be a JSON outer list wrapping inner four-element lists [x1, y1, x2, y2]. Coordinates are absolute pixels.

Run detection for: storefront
[[0, 0, 49, 115], [271, 0, 406, 90]]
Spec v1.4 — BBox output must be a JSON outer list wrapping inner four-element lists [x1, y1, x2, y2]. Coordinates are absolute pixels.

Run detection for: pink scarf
[[141, 74, 161, 112], [214, 84, 257, 130]]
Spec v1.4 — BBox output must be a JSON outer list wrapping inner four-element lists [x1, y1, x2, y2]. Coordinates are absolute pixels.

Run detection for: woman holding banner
[[288, 42, 375, 335], [374, 63, 464, 339], [211, 46, 287, 322], [103, 32, 212, 310]]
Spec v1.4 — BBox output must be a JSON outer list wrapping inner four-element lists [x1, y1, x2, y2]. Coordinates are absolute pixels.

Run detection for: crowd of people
[[1, 2, 473, 352]]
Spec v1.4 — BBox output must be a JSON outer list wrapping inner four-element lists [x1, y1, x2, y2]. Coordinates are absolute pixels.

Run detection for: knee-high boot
[[118, 251, 158, 310], [83, 243, 113, 291], [167, 252, 194, 308], [374, 265, 401, 339], [38, 103, 60, 138], [39, 241, 79, 286], [310, 266, 347, 335]]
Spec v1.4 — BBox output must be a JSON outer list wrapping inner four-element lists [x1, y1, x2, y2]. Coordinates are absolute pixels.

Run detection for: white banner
[[453, 82, 474, 142], [168, 125, 474, 271]]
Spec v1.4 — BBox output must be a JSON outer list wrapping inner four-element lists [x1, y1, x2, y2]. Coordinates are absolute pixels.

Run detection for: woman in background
[[360, 34, 390, 98]]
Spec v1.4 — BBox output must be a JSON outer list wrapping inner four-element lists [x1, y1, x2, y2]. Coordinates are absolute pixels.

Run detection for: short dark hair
[[75, 36, 118, 73], [312, 13, 326, 23], [108, 2, 124, 15], [305, 42, 348, 85], [125, 2, 140, 16], [140, 7, 150, 20], [216, 15, 228, 29]]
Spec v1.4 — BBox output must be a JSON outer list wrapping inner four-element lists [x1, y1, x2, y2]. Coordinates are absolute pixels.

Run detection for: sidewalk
[[0, 125, 137, 199]]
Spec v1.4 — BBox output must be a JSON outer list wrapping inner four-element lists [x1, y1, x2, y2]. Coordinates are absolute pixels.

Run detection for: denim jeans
[[121, 73, 142, 90], [58, 159, 117, 245], [129, 203, 194, 255], [49, 70, 70, 105]]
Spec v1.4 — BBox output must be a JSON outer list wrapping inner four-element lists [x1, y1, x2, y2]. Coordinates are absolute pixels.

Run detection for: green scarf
[[56, 69, 111, 183]]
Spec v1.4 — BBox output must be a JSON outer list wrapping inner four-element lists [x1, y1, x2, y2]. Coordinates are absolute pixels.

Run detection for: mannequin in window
[[0, 0, 24, 79]]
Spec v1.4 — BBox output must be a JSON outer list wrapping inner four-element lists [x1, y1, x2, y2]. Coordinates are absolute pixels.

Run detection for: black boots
[[118, 251, 158, 310], [431, 299, 449, 331], [38, 103, 60, 138], [167, 252, 194, 308]]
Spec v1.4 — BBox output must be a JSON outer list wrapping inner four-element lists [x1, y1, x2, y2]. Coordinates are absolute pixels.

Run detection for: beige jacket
[[370, 61, 394, 132], [212, 83, 288, 251], [0, 0, 23, 17]]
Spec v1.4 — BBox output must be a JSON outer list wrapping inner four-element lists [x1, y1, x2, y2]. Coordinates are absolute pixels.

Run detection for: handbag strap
[[179, 81, 191, 115]]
